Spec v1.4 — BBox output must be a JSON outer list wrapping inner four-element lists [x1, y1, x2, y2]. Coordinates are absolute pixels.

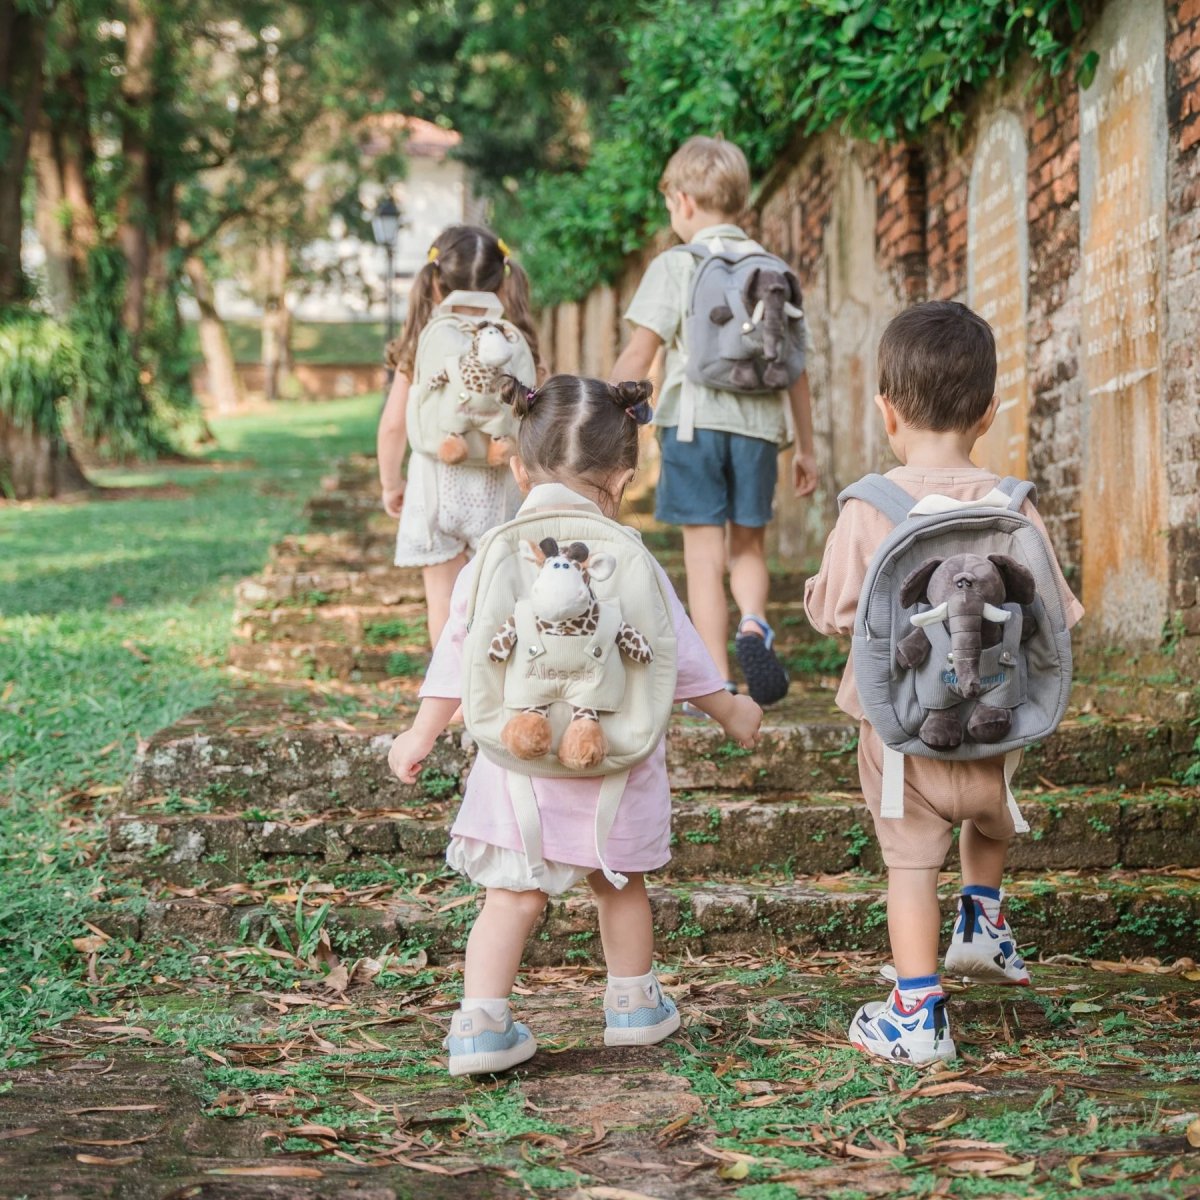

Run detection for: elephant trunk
[[760, 287, 786, 362], [947, 607, 984, 698]]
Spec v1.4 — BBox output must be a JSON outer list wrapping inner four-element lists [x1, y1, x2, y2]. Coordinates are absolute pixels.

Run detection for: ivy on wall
[[510, 0, 1092, 306]]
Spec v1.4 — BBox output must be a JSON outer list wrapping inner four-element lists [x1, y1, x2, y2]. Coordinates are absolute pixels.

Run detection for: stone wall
[[543, 0, 1200, 653]]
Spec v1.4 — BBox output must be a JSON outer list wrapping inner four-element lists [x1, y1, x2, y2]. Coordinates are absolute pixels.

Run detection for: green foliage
[[0, 307, 81, 448], [510, 0, 1084, 304]]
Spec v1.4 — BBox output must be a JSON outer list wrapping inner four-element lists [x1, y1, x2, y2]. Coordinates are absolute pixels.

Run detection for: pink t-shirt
[[420, 555, 725, 872], [804, 465, 1085, 721]]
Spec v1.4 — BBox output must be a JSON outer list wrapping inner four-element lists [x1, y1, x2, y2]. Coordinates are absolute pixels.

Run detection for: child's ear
[[510, 457, 531, 494], [874, 393, 898, 436], [974, 394, 1001, 439]]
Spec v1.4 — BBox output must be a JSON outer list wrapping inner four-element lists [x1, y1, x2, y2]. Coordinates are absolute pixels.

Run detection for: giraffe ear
[[586, 552, 616, 582], [520, 540, 547, 565]]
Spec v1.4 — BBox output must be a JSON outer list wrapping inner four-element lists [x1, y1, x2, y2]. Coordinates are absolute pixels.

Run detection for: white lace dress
[[394, 452, 520, 567]]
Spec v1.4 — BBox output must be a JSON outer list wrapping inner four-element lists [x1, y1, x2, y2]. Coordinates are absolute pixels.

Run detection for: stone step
[[93, 869, 1200, 963], [234, 601, 428, 646], [123, 703, 1195, 810], [108, 784, 1200, 887], [228, 639, 429, 683]]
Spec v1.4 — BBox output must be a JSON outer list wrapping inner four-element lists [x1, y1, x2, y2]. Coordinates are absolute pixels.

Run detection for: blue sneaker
[[944, 893, 1030, 985], [603, 976, 681, 1047], [445, 1008, 537, 1076], [848, 989, 956, 1064]]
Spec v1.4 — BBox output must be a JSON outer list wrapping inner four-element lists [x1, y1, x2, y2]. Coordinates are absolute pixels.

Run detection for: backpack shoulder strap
[[996, 476, 1038, 512], [672, 242, 709, 262], [837, 473, 915, 526]]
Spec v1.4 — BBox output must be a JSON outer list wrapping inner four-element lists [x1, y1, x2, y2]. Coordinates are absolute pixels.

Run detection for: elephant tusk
[[749, 300, 765, 325], [982, 603, 1012, 624], [910, 602, 949, 628], [783, 302, 804, 319]]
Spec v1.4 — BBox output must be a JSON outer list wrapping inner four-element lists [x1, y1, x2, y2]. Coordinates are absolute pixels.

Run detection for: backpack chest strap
[[514, 600, 545, 660], [585, 602, 622, 664]]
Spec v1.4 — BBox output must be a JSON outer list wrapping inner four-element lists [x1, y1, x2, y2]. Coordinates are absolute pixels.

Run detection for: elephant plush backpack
[[674, 241, 807, 395], [460, 488, 678, 888], [841, 475, 1074, 829], [407, 290, 537, 467]]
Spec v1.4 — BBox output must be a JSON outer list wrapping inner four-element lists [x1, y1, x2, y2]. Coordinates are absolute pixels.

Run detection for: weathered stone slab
[[1078, 0, 1170, 641], [969, 110, 1029, 477]]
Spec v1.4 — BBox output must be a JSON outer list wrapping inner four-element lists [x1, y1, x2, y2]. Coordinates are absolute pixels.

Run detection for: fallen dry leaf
[[76, 1153, 142, 1166], [0, 1128, 38, 1141], [1187, 1118, 1200, 1149], [67, 1105, 161, 1115], [206, 1165, 324, 1178]]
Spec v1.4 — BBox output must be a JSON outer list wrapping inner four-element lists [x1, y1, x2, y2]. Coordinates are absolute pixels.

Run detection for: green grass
[[181, 320, 388, 366], [0, 396, 377, 1066]]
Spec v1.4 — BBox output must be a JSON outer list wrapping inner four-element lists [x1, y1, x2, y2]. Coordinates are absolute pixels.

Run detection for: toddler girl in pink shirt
[[389, 372, 762, 1076]]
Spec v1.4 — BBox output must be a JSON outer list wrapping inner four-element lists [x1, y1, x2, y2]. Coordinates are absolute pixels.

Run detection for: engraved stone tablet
[[968, 111, 1029, 479], [1078, 0, 1168, 640]]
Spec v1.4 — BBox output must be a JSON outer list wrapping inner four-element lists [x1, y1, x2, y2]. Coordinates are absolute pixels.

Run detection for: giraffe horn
[[566, 542, 589, 563], [539, 537, 560, 559]]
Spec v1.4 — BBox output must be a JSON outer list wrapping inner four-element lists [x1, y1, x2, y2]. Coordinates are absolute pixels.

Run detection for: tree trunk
[[0, 1, 48, 305], [185, 255, 244, 413], [116, 0, 156, 342], [30, 116, 73, 316], [260, 240, 292, 401], [0, 410, 90, 500]]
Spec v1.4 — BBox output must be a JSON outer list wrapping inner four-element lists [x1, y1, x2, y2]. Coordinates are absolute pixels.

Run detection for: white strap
[[908, 488, 1012, 515], [880, 744, 906, 819], [594, 770, 631, 889], [677, 379, 697, 443], [507, 771, 546, 882], [1004, 749, 1029, 834]]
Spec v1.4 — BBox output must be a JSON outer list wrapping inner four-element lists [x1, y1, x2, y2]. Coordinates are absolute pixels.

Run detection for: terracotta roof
[[360, 113, 460, 160]]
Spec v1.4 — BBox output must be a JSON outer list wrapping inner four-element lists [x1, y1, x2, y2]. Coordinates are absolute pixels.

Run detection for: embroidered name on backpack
[[525, 663, 603, 684]]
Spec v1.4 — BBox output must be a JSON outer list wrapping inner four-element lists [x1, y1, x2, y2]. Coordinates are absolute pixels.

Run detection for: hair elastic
[[427, 246, 440, 263], [496, 237, 512, 260], [525, 385, 539, 406], [624, 400, 654, 425]]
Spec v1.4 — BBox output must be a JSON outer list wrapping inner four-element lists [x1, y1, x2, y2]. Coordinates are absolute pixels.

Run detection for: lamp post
[[371, 197, 400, 401]]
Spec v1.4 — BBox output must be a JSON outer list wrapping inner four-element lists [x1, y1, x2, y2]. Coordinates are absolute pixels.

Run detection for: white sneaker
[[848, 988, 956, 1065], [445, 1008, 536, 1076], [943, 893, 1031, 985]]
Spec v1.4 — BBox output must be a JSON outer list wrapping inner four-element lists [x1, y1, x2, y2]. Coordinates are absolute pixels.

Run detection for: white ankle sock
[[608, 970, 657, 1000], [462, 997, 509, 1021]]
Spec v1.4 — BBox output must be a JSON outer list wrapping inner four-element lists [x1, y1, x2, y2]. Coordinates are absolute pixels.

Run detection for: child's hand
[[792, 451, 818, 497], [382, 484, 405, 518], [388, 728, 433, 784], [722, 694, 763, 748]]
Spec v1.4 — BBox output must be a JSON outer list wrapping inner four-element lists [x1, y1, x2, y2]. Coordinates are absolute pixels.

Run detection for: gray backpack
[[840, 474, 1074, 827], [675, 243, 806, 393]]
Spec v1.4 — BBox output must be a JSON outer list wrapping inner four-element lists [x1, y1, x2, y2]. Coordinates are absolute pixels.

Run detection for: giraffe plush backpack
[[407, 290, 537, 467], [461, 484, 678, 888]]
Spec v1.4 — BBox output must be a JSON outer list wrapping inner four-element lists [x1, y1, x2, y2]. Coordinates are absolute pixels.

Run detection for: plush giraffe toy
[[435, 321, 520, 466], [489, 537, 654, 770]]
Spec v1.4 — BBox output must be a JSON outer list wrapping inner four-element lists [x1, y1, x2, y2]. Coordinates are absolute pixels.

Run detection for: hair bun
[[612, 379, 653, 406], [498, 374, 536, 418]]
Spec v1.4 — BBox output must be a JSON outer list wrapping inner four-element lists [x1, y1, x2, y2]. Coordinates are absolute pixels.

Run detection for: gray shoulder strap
[[997, 476, 1037, 512], [672, 242, 709, 262], [837, 474, 914, 525]]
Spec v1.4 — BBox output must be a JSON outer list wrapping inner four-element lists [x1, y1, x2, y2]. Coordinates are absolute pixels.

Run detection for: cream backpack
[[461, 485, 678, 887], [407, 290, 537, 467]]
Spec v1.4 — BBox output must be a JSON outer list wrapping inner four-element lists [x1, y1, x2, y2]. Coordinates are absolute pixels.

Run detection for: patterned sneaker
[[735, 616, 790, 706], [603, 977, 681, 1047], [848, 989, 957, 1064], [943, 893, 1031, 985], [445, 1008, 537, 1076]]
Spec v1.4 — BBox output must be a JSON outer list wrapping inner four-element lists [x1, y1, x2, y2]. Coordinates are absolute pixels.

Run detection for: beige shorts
[[856, 721, 1016, 870]]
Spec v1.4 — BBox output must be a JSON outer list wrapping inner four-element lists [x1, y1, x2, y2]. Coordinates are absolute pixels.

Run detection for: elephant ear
[[741, 266, 763, 306], [899, 558, 943, 608], [988, 554, 1036, 604], [785, 270, 803, 308]]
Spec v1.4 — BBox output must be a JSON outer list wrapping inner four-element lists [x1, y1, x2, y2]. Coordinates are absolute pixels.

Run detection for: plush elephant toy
[[895, 553, 1036, 749], [709, 267, 803, 390]]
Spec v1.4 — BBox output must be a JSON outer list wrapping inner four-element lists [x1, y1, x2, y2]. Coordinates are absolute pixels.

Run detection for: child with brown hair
[[389, 372, 762, 1076], [377, 225, 542, 647], [611, 135, 819, 708]]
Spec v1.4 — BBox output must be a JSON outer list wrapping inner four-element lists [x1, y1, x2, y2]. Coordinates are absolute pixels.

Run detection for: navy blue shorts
[[655, 426, 779, 528]]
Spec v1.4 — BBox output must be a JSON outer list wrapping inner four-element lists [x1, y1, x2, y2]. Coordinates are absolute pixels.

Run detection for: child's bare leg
[[462, 887, 548, 999], [959, 820, 1008, 889], [728, 522, 770, 629], [589, 871, 679, 1046], [423, 552, 468, 648], [682, 524, 730, 679], [589, 871, 653, 975], [887, 867, 942, 978]]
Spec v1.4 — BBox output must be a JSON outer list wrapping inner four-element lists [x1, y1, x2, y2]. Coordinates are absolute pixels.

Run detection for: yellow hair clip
[[496, 237, 511, 259], [427, 246, 440, 263]]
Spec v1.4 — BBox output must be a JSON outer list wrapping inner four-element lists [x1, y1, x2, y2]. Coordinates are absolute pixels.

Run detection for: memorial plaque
[[1079, 0, 1168, 640], [968, 111, 1029, 478]]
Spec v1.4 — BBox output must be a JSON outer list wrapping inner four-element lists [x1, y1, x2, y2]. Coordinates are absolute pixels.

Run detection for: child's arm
[[377, 371, 411, 518], [788, 371, 818, 497], [685, 689, 762, 748], [803, 503, 876, 637], [610, 326, 663, 385], [388, 697, 460, 783]]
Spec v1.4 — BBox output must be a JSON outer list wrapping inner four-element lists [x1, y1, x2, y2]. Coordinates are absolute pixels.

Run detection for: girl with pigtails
[[377, 225, 542, 648], [389, 373, 762, 1077]]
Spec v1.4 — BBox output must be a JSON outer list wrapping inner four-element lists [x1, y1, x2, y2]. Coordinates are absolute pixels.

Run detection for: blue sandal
[[735, 616, 790, 706]]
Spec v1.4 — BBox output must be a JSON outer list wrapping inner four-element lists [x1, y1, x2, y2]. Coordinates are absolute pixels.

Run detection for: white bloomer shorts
[[446, 835, 592, 896]]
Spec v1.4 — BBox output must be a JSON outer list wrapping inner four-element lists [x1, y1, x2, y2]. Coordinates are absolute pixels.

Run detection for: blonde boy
[[611, 136, 818, 707]]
